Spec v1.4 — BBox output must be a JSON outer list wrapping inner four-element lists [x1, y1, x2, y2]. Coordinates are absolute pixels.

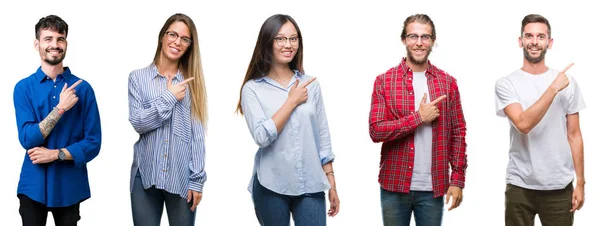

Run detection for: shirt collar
[[397, 57, 439, 78], [150, 64, 184, 81], [255, 69, 302, 82], [35, 66, 73, 83]]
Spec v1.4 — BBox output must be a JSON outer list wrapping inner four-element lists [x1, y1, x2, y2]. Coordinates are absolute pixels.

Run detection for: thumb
[[167, 76, 173, 88], [421, 93, 428, 104], [445, 192, 451, 205], [62, 83, 67, 92], [187, 190, 192, 203], [294, 79, 299, 88]]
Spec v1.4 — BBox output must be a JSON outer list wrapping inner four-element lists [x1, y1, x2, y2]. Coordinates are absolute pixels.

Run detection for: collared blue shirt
[[241, 71, 335, 195], [13, 66, 102, 207], [128, 64, 207, 199]]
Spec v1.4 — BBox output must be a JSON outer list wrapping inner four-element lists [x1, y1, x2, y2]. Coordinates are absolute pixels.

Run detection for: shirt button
[[409, 92, 413, 95], [410, 147, 414, 150], [165, 139, 168, 142], [54, 85, 56, 88], [409, 166, 412, 169], [164, 154, 167, 158], [163, 169, 166, 172], [53, 96, 56, 99]]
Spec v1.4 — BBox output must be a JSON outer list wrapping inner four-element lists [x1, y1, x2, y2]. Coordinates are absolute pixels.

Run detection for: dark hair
[[35, 15, 68, 40], [401, 14, 436, 41], [521, 14, 551, 38], [235, 14, 304, 115]]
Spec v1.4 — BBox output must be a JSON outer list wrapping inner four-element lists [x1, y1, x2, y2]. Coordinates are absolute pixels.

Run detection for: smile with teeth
[[170, 47, 181, 54], [282, 51, 293, 57]]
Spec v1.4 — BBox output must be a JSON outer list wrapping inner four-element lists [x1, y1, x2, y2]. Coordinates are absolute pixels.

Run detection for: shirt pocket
[[172, 103, 192, 143]]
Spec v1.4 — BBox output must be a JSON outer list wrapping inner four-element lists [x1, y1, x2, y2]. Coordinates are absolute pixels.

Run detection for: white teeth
[[170, 47, 180, 53]]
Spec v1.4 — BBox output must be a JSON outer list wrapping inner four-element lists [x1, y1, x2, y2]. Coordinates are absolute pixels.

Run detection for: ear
[[401, 36, 407, 46], [34, 39, 39, 50], [547, 37, 554, 49], [518, 36, 523, 48]]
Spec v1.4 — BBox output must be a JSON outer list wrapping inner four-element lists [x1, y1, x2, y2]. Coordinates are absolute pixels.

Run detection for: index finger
[[560, 63, 574, 74], [180, 77, 196, 85], [300, 77, 317, 88], [67, 80, 83, 91], [430, 95, 447, 105]]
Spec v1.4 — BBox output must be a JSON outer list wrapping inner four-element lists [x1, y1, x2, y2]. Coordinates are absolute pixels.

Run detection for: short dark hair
[[35, 15, 68, 40], [521, 14, 551, 38], [401, 14, 436, 41]]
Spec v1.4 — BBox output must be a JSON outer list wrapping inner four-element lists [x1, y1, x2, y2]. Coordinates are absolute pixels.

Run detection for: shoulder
[[14, 73, 36, 91], [128, 64, 155, 82]]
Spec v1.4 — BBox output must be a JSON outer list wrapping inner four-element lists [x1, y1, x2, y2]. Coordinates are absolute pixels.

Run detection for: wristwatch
[[58, 148, 66, 161]]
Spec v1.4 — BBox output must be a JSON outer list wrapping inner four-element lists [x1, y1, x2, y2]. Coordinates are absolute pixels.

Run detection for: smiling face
[[35, 28, 67, 66], [402, 22, 434, 66], [272, 21, 298, 66], [161, 21, 192, 62], [520, 22, 553, 64]]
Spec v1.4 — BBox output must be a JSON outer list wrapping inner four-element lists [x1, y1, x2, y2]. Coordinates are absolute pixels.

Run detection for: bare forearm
[[569, 135, 585, 186], [322, 162, 336, 189], [517, 86, 559, 133], [38, 108, 63, 139], [272, 100, 296, 133]]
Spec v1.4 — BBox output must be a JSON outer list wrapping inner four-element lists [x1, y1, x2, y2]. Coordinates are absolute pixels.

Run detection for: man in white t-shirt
[[495, 14, 585, 226]]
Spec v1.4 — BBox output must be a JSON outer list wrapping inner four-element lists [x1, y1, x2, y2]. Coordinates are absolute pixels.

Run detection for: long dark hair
[[235, 14, 304, 115]]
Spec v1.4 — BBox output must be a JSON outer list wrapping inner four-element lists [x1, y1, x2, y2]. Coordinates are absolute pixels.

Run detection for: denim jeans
[[130, 171, 196, 226], [380, 187, 444, 226], [252, 175, 326, 226]]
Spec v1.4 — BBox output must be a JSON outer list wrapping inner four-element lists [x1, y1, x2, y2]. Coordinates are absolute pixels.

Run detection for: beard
[[406, 46, 432, 65], [41, 47, 66, 66], [523, 43, 547, 64]]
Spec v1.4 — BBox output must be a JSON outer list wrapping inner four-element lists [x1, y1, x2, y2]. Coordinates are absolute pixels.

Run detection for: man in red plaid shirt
[[369, 14, 468, 226]]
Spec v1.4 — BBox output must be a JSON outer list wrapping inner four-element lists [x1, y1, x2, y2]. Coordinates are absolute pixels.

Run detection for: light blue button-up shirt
[[241, 71, 335, 196]]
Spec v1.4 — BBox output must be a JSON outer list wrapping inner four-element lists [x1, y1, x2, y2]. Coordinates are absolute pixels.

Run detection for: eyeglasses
[[274, 36, 300, 47], [165, 31, 192, 46], [405, 34, 433, 44]]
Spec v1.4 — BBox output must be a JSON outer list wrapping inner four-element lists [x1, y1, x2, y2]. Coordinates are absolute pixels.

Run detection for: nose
[[284, 39, 292, 48]]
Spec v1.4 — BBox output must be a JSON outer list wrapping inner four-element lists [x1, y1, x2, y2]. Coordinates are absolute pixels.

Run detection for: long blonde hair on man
[[153, 13, 208, 127]]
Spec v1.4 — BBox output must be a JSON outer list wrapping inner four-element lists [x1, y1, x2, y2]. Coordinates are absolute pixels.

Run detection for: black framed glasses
[[274, 36, 300, 47], [165, 31, 192, 46]]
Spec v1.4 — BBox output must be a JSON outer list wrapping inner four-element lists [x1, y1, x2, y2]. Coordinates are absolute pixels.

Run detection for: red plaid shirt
[[369, 58, 467, 198]]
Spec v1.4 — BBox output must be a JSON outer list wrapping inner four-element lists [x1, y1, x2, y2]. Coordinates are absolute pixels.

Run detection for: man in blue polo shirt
[[13, 14, 102, 226]]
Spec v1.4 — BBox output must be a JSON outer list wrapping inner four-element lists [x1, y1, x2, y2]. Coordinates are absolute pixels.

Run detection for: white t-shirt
[[495, 68, 585, 190], [410, 71, 433, 191]]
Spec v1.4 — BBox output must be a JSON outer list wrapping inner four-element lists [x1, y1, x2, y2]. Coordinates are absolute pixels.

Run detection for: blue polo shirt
[[13, 66, 102, 207]]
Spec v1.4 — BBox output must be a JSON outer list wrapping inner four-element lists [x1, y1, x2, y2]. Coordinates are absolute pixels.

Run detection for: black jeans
[[18, 194, 81, 226]]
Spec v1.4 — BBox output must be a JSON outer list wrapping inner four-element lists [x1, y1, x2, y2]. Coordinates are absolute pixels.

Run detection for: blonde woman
[[128, 13, 208, 226]]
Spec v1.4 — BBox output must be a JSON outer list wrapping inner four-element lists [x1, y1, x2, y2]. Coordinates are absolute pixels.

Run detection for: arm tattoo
[[39, 107, 63, 139]]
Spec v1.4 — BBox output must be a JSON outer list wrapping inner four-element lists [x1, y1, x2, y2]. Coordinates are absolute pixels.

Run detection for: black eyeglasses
[[165, 31, 192, 46]]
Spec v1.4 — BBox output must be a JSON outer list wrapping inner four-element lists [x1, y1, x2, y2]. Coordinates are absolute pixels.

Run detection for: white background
[[1, 0, 598, 225]]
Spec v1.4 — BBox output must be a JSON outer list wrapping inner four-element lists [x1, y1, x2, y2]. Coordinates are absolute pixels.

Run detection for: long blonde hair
[[154, 13, 208, 127]]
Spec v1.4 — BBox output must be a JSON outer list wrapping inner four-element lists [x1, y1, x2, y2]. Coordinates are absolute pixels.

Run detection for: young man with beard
[[13, 15, 101, 226], [495, 14, 585, 226], [368, 14, 467, 226]]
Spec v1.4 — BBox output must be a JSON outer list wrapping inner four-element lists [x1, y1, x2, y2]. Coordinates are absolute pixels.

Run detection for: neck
[[405, 58, 428, 72], [268, 63, 293, 80], [521, 58, 548, 75], [157, 54, 179, 77], [41, 62, 64, 80]]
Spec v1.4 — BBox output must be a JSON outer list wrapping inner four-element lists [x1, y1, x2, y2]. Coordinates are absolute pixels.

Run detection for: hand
[[27, 147, 58, 164], [551, 63, 573, 92], [328, 188, 340, 217], [445, 186, 463, 211], [57, 80, 83, 111], [168, 75, 195, 101], [187, 190, 203, 212], [287, 77, 316, 106], [570, 185, 585, 212], [418, 93, 447, 123]]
